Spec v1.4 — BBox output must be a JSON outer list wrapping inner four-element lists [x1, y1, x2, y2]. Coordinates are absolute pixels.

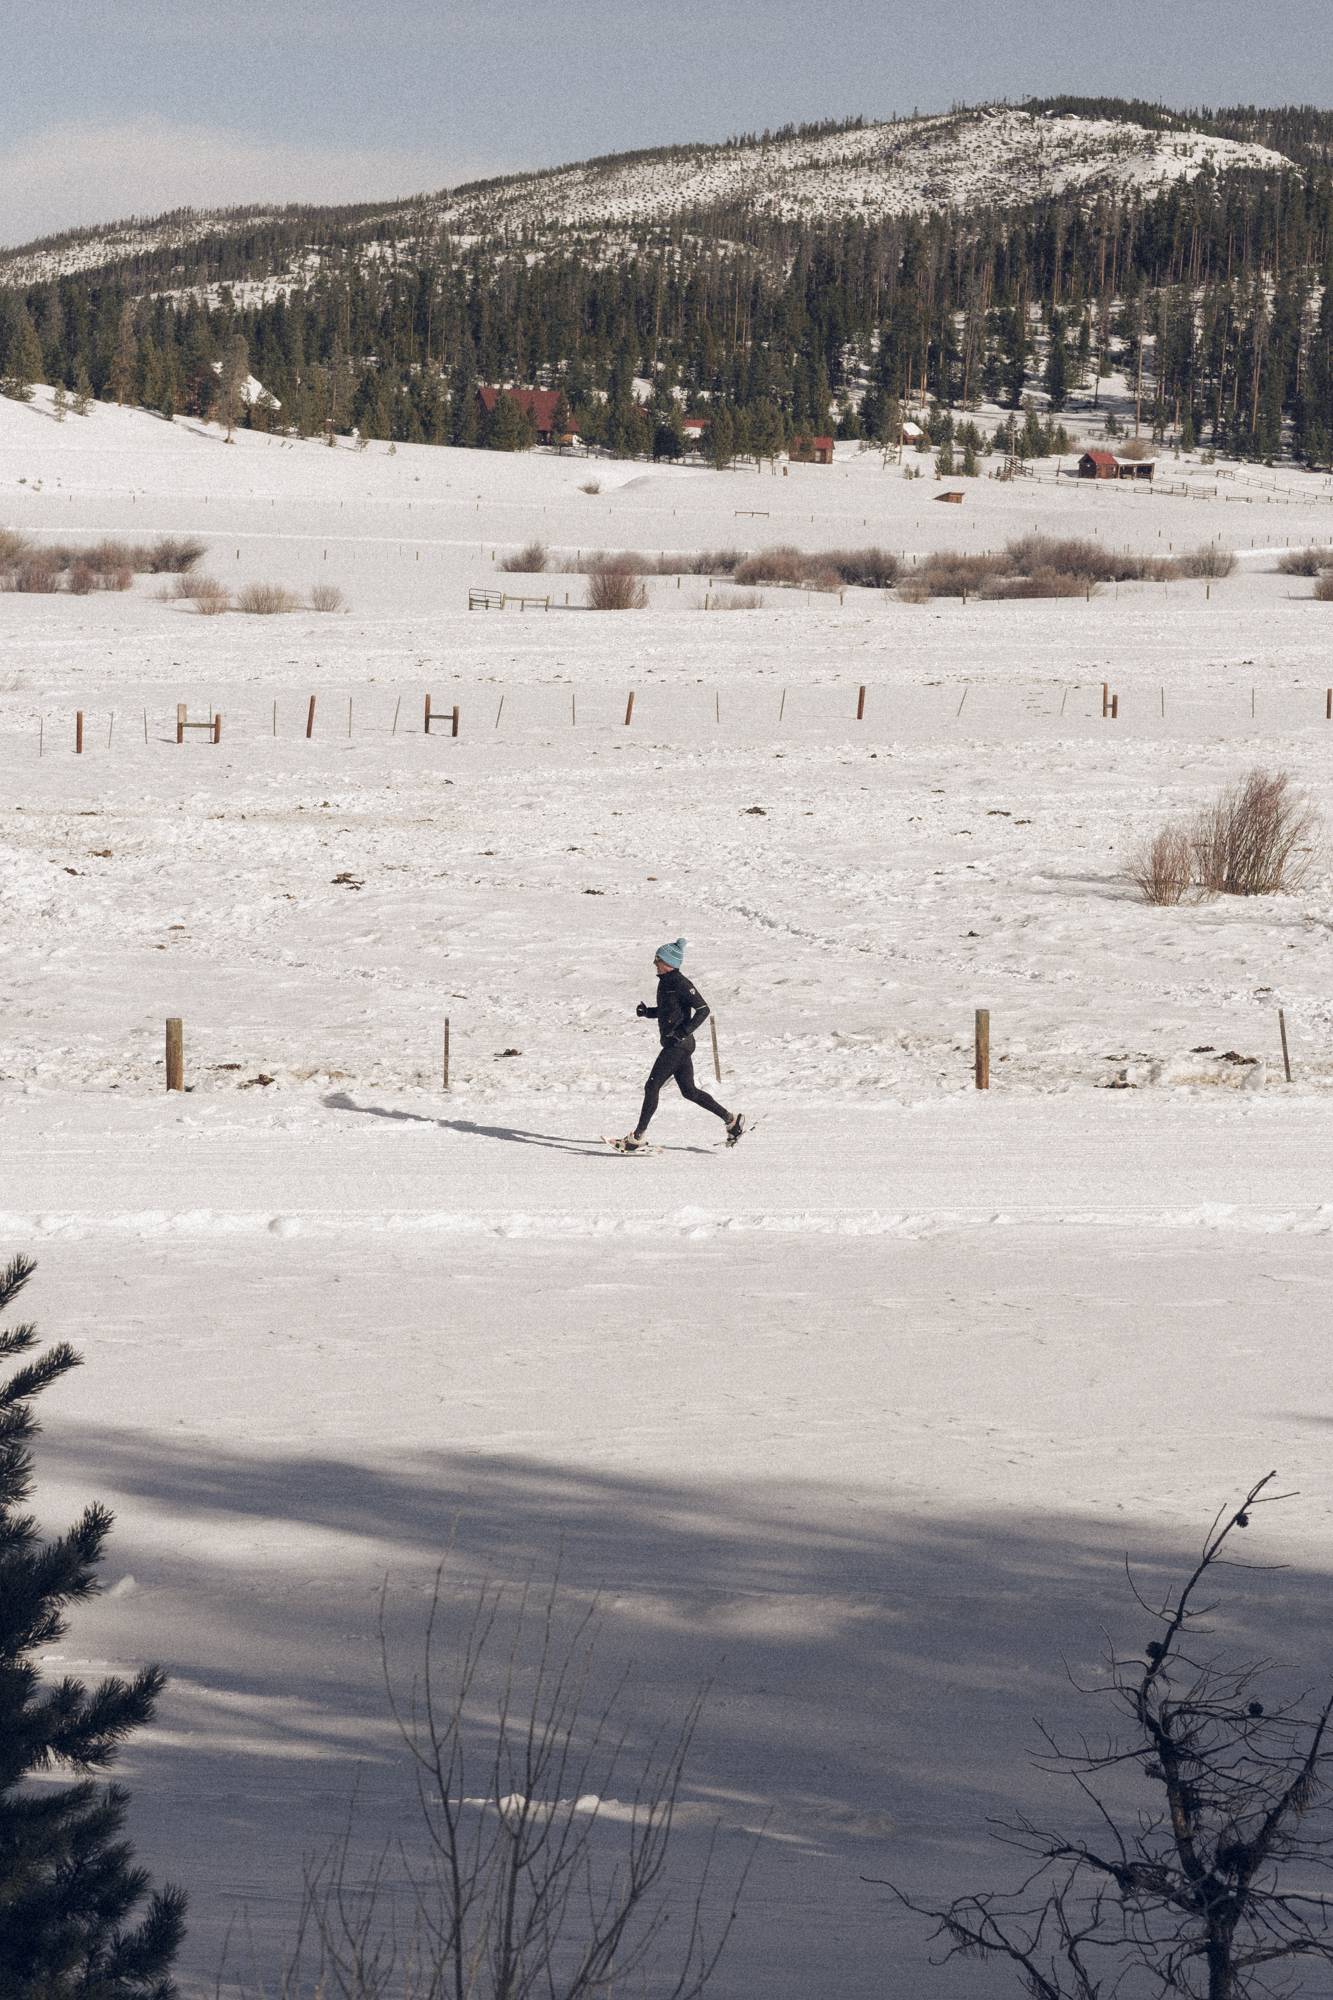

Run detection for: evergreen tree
[[72, 367, 92, 417], [0, 1254, 185, 1998], [52, 384, 68, 423], [1043, 310, 1069, 411], [218, 333, 249, 442], [109, 305, 138, 408], [1, 304, 43, 402]]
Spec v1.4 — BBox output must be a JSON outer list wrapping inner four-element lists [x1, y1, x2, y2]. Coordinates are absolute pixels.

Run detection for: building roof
[[794, 434, 835, 451], [1080, 448, 1118, 469], [477, 386, 563, 431]]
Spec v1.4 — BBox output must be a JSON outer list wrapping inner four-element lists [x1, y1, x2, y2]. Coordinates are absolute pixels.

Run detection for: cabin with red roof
[[476, 386, 564, 444], [1079, 448, 1119, 479], [790, 434, 835, 465]]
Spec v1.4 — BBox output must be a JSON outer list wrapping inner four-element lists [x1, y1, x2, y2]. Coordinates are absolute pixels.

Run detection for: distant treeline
[[0, 108, 1331, 464]]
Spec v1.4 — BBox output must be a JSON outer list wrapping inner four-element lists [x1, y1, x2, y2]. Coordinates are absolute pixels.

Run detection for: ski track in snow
[[7, 394, 1333, 1997]]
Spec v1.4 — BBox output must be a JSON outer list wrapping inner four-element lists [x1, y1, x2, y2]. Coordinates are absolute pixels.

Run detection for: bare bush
[[257, 1568, 749, 2000], [1193, 768, 1318, 896], [308, 582, 346, 613], [1005, 534, 1137, 582], [236, 581, 301, 614], [146, 535, 206, 573], [823, 545, 900, 588], [98, 565, 133, 592], [83, 539, 136, 577], [985, 569, 1093, 599], [0, 528, 30, 569], [1126, 824, 1196, 905], [1278, 546, 1333, 576], [579, 478, 601, 494], [916, 551, 1013, 598], [501, 539, 548, 573], [733, 544, 807, 587], [1115, 434, 1154, 459], [587, 562, 648, 610], [1173, 543, 1236, 578], [66, 562, 96, 596], [1315, 573, 1333, 602], [708, 587, 764, 609], [884, 1476, 1333, 2000], [11, 554, 62, 593], [191, 578, 230, 615]]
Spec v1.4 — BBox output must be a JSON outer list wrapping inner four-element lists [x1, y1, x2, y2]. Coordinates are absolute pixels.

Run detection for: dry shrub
[[1315, 574, 1333, 602], [1116, 436, 1155, 460], [500, 539, 548, 573], [0, 529, 29, 568], [1192, 769, 1318, 897], [802, 565, 844, 593], [580, 479, 601, 494], [1173, 544, 1236, 578], [308, 582, 346, 613], [236, 581, 301, 614], [917, 550, 1012, 597], [708, 587, 764, 609], [192, 578, 230, 615], [897, 576, 931, 603], [1005, 534, 1133, 582], [83, 539, 136, 576], [671, 548, 743, 575], [734, 545, 807, 587], [66, 562, 96, 595], [11, 554, 62, 593], [1127, 824, 1195, 905], [1278, 547, 1333, 576], [587, 562, 647, 610], [823, 546, 900, 588], [99, 565, 133, 591], [147, 535, 206, 573], [985, 568, 1093, 599]]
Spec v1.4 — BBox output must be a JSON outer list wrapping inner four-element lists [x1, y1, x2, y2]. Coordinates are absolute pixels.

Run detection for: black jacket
[[642, 968, 710, 1050]]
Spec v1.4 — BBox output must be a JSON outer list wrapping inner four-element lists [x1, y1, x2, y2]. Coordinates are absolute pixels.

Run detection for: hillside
[[0, 104, 1297, 289]]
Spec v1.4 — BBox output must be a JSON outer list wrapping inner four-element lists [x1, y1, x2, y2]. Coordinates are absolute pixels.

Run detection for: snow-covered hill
[[432, 107, 1294, 233], [0, 106, 1294, 290]]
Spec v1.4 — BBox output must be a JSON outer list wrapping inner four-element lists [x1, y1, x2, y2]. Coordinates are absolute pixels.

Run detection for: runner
[[614, 939, 744, 1153]]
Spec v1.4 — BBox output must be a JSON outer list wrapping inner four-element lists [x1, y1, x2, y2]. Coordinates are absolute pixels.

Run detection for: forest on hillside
[[1, 105, 1331, 466]]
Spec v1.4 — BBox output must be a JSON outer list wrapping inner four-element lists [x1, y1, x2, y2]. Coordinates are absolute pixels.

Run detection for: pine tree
[[52, 384, 68, 423], [72, 366, 92, 417], [1, 304, 43, 402], [110, 305, 138, 408], [0, 1254, 186, 1998], [218, 334, 249, 442]]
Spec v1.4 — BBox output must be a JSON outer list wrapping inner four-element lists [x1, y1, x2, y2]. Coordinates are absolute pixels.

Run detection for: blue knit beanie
[[655, 938, 686, 969]]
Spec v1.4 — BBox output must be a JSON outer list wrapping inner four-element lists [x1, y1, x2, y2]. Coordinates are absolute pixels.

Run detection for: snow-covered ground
[[6, 394, 1333, 1996]]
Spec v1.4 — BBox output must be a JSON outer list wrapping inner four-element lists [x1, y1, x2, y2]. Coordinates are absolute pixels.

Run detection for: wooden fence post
[[165, 1018, 184, 1092], [1279, 1008, 1292, 1083], [974, 1008, 990, 1091], [176, 704, 186, 745], [451, 704, 460, 739], [709, 1015, 722, 1084], [856, 684, 866, 721], [424, 692, 433, 734], [1110, 694, 1119, 719], [1326, 689, 1331, 722], [443, 1017, 450, 1091], [212, 714, 222, 744], [75, 710, 84, 755], [1101, 682, 1110, 718], [306, 695, 316, 739], [624, 692, 634, 726]]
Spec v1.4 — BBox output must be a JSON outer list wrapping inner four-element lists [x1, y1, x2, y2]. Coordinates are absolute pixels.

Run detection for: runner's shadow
[[322, 1093, 711, 1155]]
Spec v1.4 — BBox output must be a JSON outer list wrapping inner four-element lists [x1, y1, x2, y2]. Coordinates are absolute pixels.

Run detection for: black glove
[[636, 1002, 649, 1017]]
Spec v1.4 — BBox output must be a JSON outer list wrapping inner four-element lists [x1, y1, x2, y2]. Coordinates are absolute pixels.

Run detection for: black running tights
[[637, 1042, 730, 1135]]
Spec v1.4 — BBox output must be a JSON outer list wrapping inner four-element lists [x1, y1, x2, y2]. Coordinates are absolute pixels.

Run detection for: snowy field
[[6, 394, 1333, 1996]]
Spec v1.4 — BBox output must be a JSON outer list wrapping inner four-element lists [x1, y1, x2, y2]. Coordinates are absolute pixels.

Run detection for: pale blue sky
[[2, 0, 1330, 246]]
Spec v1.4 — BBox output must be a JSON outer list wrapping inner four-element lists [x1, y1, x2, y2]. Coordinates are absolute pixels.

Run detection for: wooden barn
[[790, 434, 835, 465], [476, 386, 564, 444]]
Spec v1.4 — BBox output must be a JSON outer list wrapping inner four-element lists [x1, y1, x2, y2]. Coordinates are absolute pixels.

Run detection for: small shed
[[1078, 448, 1119, 480], [1114, 456, 1156, 481], [934, 489, 965, 504], [901, 420, 927, 446], [791, 434, 835, 465]]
